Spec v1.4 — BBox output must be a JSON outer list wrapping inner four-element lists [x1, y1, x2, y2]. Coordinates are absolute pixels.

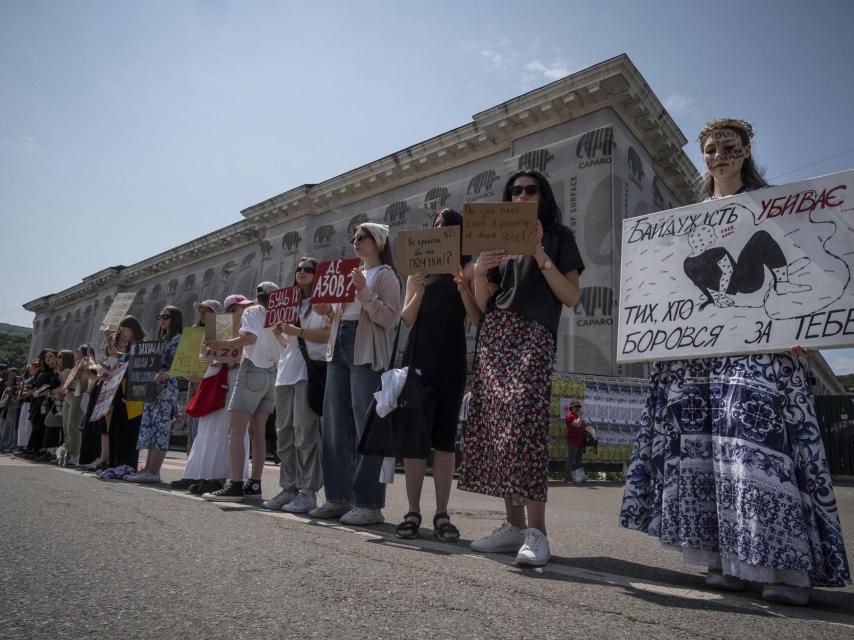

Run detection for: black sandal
[[433, 512, 460, 542], [395, 512, 422, 539]]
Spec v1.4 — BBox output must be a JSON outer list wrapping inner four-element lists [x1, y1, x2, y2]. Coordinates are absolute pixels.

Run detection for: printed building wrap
[[25, 55, 701, 379]]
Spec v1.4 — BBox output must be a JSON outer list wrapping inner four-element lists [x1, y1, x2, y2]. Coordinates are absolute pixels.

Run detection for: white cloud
[[663, 93, 694, 114], [524, 58, 572, 81], [480, 48, 514, 72], [1, 136, 39, 155]]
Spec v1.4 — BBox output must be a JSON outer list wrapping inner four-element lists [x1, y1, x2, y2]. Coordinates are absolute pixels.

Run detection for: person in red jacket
[[564, 400, 585, 483]]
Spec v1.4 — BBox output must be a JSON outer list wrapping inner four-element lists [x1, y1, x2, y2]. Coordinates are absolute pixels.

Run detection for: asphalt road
[[1, 452, 853, 640]]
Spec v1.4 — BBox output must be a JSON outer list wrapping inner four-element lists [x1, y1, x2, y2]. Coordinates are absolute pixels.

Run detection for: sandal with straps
[[433, 512, 460, 542], [395, 512, 422, 539]]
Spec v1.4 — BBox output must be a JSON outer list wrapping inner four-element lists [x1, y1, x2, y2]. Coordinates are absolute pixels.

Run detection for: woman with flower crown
[[619, 118, 851, 606]]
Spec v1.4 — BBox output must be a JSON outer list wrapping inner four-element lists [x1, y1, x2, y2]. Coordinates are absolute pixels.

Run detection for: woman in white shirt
[[264, 258, 331, 514]]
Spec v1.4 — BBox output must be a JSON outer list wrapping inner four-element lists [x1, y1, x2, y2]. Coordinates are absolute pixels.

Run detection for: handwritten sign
[[396, 226, 461, 277], [461, 202, 538, 255], [617, 170, 854, 362], [311, 258, 361, 304], [202, 313, 242, 365], [90, 362, 128, 421], [60, 361, 83, 393], [99, 292, 137, 331], [168, 327, 208, 378], [265, 286, 302, 327], [126, 340, 164, 402]]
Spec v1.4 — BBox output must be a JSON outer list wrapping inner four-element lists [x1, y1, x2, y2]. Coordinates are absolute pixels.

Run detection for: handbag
[[358, 324, 436, 459], [44, 399, 64, 428], [185, 366, 229, 418], [297, 336, 327, 416]]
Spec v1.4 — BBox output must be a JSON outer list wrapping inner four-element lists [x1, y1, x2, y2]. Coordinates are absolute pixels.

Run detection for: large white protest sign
[[617, 170, 854, 363], [99, 293, 137, 331]]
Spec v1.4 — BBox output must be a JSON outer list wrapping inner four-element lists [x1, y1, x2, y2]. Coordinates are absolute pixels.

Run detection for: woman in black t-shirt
[[459, 170, 584, 567]]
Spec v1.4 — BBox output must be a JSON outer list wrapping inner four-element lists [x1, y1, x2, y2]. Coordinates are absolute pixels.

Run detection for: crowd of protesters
[[2, 121, 852, 606]]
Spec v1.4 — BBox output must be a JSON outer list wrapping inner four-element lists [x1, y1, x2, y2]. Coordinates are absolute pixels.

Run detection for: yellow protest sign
[[168, 327, 208, 378]]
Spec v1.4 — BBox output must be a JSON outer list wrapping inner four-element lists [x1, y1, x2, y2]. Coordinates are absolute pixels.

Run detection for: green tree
[[0, 333, 31, 369]]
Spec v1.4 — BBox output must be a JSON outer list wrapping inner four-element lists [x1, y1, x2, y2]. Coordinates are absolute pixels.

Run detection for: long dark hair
[[701, 128, 767, 198], [502, 169, 563, 228], [118, 315, 147, 343], [37, 349, 56, 371], [294, 256, 319, 292], [58, 350, 75, 371], [433, 208, 471, 267], [157, 305, 183, 340]]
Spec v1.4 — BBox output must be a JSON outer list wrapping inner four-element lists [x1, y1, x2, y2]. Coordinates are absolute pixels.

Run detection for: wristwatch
[[540, 259, 554, 271]]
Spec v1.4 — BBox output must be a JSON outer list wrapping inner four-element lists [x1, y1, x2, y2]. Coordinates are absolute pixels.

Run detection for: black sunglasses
[[156, 314, 172, 320], [351, 234, 370, 243], [510, 184, 540, 196], [295, 266, 316, 274]]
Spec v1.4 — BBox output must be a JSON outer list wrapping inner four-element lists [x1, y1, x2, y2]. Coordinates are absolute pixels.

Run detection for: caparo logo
[[280, 231, 302, 254], [103, 296, 113, 310], [202, 268, 215, 285], [348, 213, 369, 236], [573, 286, 614, 327], [313, 224, 335, 246], [260, 239, 273, 260], [167, 278, 179, 294], [74, 308, 81, 321], [627, 147, 645, 189], [424, 187, 449, 212], [577, 127, 614, 159], [466, 170, 500, 199], [240, 252, 256, 270], [183, 274, 196, 290], [136, 288, 147, 303], [384, 201, 408, 226], [518, 149, 554, 175], [219, 261, 236, 283], [151, 284, 162, 298]]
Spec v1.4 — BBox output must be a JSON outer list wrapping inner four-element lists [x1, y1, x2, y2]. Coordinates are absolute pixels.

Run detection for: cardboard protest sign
[[168, 327, 208, 378], [396, 226, 461, 277], [617, 170, 854, 363], [202, 313, 242, 365], [90, 362, 128, 421], [60, 361, 83, 393], [99, 293, 137, 331], [461, 202, 538, 256], [125, 340, 164, 402], [265, 286, 301, 327], [311, 258, 361, 304]]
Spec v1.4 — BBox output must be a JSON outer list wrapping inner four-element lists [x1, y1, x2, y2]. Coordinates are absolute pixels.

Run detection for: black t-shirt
[[488, 224, 585, 337]]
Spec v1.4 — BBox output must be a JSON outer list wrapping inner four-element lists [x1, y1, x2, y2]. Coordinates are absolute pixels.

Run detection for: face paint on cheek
[[721, 147, 744, 161]]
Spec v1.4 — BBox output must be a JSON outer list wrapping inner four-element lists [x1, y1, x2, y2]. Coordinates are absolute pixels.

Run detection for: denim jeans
[[320, 320, 385, 508]]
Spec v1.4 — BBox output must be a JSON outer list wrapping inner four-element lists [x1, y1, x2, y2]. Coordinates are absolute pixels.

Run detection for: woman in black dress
[[395, 209, 481, 540]]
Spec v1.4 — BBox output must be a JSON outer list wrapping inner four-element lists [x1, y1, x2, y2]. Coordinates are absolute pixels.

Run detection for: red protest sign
[[265, 286, 302, 328], [310, 258, 361, 304]]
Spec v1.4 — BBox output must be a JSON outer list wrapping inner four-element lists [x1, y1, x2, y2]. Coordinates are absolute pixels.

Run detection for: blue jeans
[[321, 320, 385, 509]]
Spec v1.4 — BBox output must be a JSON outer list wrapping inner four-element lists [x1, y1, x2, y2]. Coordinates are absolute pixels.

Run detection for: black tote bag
[[357, 324, 436, 459]]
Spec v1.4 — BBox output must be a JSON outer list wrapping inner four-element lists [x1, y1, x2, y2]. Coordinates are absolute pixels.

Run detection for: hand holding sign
[[265, 286, 301, 328], [311, 258, 361, 304]]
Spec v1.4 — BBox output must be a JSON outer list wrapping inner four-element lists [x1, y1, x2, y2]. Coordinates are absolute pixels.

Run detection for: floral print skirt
[[619, 354, 851, 587], [458, 310, 555, 502], [137, 380, 178, 452]]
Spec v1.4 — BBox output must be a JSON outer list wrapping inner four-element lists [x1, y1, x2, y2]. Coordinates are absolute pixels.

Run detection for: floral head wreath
[[697, 118, 755, 143]]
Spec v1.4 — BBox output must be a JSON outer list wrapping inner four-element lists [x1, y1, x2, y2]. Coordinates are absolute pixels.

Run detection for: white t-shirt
[[275, 302, 329, 386], [239, 305, 281, 369], [340, 265, 383, 321]]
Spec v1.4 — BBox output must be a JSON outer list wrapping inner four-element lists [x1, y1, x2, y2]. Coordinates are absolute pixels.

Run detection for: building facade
[[27, 54, 841, 391]]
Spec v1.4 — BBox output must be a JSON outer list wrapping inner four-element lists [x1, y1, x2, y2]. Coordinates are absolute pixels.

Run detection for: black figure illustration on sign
[[684, 225, 811, 309]]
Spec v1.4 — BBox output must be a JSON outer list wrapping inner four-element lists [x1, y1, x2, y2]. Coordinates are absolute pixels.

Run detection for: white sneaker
[[516, 528, 551, 566], [470, 522, 525, 553], [283, 493, 317, 514], [262, 490, 298, 510], [308, 501, 352, 519], [339, 507, 385, 526], [124, 470, 161, 484]]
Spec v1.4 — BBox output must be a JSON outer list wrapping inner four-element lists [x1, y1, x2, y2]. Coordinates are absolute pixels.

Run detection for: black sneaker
[[202, 480, 244, 502], [243, 479, 262, 500], [190, 479, 222, 495], [170, 478, 199, 490]]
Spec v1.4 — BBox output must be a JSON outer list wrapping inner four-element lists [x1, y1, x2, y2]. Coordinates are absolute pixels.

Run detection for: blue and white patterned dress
[[137, 334, 181, 451], [619, 354, 851, 587]]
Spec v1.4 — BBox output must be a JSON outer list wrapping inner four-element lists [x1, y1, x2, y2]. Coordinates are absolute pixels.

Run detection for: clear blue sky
[[2, 0, 854, 372]]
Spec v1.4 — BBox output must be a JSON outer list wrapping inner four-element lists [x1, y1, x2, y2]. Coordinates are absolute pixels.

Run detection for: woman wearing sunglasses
[[460, 170, 584, 566], [263, 258, 331, 514], [395, 208, 481, 541], [310, 223, 401, 525], [124, 306, 183, 483]]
